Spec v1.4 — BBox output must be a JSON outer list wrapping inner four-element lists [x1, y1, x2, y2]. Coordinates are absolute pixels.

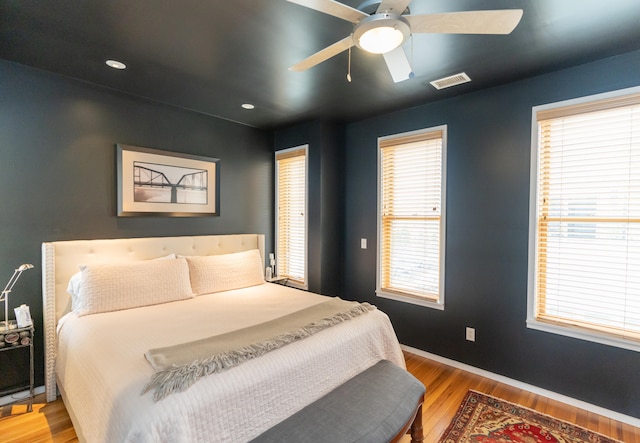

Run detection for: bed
[[41, 234, 405, 442]]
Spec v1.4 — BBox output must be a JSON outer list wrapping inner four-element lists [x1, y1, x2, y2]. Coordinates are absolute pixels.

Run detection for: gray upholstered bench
[[250, 359, 426, 443]]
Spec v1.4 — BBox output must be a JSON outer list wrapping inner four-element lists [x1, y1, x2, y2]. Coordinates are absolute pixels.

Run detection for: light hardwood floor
[[1, 351, 638, 442]]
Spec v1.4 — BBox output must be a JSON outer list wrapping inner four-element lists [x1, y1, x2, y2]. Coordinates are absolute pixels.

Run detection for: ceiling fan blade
[[376, 0, 412, 15], [287, 0, 368, 24], [407, 10, 523, 35], [289, 35, 354, 72], [383, 46, 413, 83]]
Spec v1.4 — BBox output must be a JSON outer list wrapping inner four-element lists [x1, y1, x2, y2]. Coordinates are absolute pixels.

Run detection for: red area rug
[[438, 390, 621, 443]]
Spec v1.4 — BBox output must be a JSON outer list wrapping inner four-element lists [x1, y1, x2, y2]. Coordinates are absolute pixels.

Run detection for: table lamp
[[1, 263, 34, 332], [269, 253, 276, 277]]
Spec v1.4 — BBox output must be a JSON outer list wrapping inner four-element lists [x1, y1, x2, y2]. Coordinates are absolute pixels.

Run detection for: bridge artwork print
[[133, 162, 208, 205], [117, 144, 219, 217]]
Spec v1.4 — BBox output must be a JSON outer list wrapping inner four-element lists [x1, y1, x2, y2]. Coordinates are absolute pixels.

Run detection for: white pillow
[[67, 253, 176, 308], [67, 271, 83, 306], [185, 249, 264, 295], [74, 257, 192, 317]]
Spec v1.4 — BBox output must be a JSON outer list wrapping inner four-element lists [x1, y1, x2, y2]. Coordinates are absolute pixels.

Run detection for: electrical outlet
[[361, 238, 367, 249], [466, 327, 476, 342]]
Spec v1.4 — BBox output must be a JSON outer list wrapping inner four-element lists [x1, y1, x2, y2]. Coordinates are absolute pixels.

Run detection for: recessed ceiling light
[[105, 59, 126, 70], [241, 103, 255, 110]]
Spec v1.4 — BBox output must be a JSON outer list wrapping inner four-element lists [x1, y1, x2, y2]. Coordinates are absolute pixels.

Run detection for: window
[[528, 87, 640, 351], [377, 126, 447, 309], [275, 146, 308, 288]]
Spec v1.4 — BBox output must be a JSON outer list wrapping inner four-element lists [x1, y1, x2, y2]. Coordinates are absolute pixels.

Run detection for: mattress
[[56, 282, 405, 442]]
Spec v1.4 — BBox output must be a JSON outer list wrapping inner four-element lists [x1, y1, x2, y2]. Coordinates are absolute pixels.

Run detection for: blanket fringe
[[142, 302, 375, 401]]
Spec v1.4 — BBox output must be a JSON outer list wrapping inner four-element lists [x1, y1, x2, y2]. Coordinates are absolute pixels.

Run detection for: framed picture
[[116, 144, 220, 216]]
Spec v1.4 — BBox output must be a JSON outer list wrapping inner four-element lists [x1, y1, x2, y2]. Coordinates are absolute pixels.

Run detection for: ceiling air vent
[[429, 72, 471, 90]]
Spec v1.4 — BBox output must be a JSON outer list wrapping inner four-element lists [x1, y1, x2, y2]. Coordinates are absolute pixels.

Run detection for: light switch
[[361, 238, 367, 249], [466, 327, 476, 342]]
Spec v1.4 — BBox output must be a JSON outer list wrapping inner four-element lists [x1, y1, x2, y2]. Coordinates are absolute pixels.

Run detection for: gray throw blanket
[[142, 298, 375, 401]]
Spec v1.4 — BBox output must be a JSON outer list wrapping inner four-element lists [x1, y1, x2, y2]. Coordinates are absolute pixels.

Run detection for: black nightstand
[[0, 322, 34, 412]]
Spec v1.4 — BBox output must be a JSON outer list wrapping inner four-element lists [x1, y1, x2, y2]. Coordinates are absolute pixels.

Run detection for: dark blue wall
[[2, 45, 639, 420], [341, 50, 640, 418], [274, 120, 343, 296], [0, 60, 272, 391]]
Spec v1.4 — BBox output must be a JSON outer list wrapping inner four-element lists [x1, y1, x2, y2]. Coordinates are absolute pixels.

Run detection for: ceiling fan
[[287, 0, 523, 83]]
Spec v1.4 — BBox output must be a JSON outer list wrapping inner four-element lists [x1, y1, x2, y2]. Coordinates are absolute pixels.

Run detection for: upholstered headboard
[[41, 233, 265, 402]]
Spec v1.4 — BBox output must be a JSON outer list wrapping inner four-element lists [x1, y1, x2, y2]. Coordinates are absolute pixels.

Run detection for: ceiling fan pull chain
[[409, 34, 415, 79], [411, 34, 413, 63], [347, 43, 352, 82]]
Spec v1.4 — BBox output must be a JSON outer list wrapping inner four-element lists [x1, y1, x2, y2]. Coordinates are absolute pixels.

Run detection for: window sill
[[526, 317, 640, 353], [376, 290, 444, 311]]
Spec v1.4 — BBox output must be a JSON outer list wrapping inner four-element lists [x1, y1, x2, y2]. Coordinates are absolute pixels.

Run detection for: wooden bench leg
[[410, 403, 424, 443], [393, 394, 425, 443]]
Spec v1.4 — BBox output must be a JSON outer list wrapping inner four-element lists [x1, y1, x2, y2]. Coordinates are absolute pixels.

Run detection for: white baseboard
[[0, 385, 45, 407], [402, 344, 640, 429]]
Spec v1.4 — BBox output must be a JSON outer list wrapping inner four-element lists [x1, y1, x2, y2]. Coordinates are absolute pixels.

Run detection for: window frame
[[376, 126, 447, 310], [527, 86, 640, 352], [275, 145, 308, 290]]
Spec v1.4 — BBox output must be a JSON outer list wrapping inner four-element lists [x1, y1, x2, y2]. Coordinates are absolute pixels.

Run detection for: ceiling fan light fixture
[[353, 13, 410, 54], [358, 26, 404, 54]]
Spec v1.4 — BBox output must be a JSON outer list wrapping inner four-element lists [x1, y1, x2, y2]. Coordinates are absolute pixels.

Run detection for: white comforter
[[56, 283, 405, 442]]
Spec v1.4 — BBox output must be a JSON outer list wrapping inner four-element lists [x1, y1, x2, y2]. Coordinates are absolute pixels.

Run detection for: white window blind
[[378, 128, 446, 308], [530, 89, 640, 349], [276, 147, 307, 286]]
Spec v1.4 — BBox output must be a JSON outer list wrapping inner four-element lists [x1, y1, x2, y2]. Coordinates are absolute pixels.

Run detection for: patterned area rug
[[438, 390, 621, 443]]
